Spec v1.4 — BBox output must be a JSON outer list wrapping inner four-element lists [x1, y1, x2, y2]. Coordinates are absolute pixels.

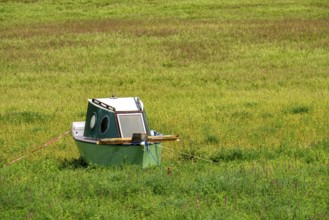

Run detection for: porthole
[[90, 113, 97, 130], [100, 116, 109, 133]]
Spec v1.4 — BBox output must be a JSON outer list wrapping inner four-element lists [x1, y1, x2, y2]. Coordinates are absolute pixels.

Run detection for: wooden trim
[[97, 135, 179, 145]]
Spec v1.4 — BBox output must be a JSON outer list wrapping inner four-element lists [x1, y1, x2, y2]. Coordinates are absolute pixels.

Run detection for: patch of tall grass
[[1, 158, 328, 219], [0, 0, 328, 218]]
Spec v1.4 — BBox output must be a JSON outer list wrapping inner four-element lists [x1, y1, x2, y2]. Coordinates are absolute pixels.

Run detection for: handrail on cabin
[[92, 98, 116, 111]]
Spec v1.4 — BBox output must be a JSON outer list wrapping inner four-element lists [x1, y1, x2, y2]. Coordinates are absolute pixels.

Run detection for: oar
[[97, 135, 179, 145]]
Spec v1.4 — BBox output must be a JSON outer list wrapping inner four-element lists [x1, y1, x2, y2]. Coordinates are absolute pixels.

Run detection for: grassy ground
[[1, 0, 328, 219]]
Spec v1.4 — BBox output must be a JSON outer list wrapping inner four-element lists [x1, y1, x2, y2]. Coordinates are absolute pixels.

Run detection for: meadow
[[0, 0, 328, 219]]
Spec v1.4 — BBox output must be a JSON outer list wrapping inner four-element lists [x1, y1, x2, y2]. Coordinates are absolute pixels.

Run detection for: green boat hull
[[74, 138, 162, 168]]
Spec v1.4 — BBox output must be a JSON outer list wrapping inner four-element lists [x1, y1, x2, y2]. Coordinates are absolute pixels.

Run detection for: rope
[[145, 141, 162, 170], [3, 129, 216, 168], [162, 146, 217, 164], [4, 130, 71, 167]]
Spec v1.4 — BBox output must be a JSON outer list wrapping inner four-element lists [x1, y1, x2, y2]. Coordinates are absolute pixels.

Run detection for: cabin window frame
[[116, 112, 146, 138]]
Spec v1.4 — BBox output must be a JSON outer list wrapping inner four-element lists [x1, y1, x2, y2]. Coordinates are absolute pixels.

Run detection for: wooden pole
[[97, 135, 179, 145]]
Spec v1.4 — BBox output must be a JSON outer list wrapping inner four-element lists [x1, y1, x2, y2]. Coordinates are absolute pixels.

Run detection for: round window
[[100, 116, 109, 133], [90, 113, 97, 130]]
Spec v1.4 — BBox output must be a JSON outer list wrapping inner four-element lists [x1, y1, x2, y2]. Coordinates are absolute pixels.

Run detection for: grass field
[[1, 0, 328, 219]]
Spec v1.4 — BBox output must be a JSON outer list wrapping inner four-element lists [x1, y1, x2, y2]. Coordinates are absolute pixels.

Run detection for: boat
[[72, 96, 178, 168]]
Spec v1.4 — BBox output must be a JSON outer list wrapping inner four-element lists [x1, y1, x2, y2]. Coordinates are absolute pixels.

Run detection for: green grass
[[1, 0, 329, 219]]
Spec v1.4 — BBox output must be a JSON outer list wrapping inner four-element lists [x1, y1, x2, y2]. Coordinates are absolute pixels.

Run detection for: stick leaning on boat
[[97, 135, 179, 145]]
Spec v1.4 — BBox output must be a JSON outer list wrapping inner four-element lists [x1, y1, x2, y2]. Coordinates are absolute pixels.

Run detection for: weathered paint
[[74, 137, 162, 168], [83, 101, 119, 139]]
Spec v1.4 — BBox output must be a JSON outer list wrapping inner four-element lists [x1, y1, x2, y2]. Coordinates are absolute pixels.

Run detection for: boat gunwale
[[72, 133, 156, 146]]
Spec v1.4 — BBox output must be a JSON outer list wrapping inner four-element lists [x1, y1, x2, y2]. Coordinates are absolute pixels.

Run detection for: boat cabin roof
[[89, 97, 143, 112]]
